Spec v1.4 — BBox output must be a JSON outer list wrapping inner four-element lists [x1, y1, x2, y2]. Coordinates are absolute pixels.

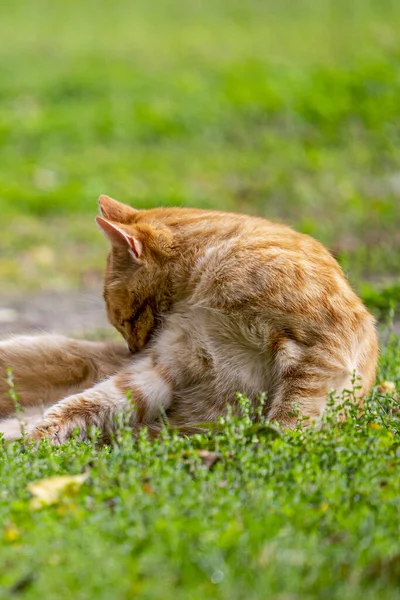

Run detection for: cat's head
[[96, 195, 174, 353]]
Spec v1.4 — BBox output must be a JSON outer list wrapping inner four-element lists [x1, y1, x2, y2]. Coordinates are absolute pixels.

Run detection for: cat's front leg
[[31, 377, 128, 443], [31, 352, 173, 443]]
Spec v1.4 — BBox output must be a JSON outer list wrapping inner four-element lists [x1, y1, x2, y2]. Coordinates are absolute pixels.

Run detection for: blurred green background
[[2, 5, 400, 597], [1, 0, 400, 296]]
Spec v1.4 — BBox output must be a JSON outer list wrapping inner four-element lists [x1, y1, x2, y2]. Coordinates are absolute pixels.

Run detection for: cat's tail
[[0, 407, 44, 442]]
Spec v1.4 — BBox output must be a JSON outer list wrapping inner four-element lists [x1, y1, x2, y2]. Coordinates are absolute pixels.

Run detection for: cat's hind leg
[[0, 335, 132, 419], [266, 337, 377, 428]]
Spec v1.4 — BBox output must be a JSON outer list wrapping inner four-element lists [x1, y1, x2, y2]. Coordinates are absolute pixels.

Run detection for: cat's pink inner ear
[[98, 195, 138, 222], [96, 216, 143, 259], [126, 234, 143, 259]]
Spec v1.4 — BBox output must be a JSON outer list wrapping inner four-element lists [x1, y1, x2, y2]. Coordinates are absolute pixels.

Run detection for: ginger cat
[[0, 196, 378, 443]]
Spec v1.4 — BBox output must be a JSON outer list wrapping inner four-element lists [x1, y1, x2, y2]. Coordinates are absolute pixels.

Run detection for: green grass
[[1, 0, 400, 289], [2, 1, 400, 597], [1, 332, 400, 599]]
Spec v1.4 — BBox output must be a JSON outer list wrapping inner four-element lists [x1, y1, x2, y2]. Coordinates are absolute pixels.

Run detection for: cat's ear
[[98, 195, 138, 223], [96, 216, 143, 259]]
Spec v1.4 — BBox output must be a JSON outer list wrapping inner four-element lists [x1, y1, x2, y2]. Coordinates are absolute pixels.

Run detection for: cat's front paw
[[31, 412, 87, 445], [31, 418, 62, 444]]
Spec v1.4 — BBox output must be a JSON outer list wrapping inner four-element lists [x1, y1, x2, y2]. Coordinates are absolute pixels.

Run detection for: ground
[[1, 0, 400, 598], [0, 286, 108, 337]]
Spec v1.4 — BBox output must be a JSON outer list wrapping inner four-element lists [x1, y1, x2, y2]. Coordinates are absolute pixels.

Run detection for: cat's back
[[171, 209, 374, 358], [169, 210, 347, 307], [142, 205, 372, 335]]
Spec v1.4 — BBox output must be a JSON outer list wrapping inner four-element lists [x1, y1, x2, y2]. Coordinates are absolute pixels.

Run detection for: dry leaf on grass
[[28, 473, 89, 510], [197, 450, 222, 469], [378, 381, 396, 394]]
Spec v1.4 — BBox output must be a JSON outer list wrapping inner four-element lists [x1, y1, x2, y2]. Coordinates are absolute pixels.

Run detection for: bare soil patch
[[0, 286, 110, 338]]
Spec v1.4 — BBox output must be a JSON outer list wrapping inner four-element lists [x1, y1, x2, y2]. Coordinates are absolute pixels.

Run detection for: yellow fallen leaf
[[320, 503, 329, 512], [4, 523, 21, 542], [379, 381, 396, 394], [369, 422, 382, 430], [28, 473, 89, 510]]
